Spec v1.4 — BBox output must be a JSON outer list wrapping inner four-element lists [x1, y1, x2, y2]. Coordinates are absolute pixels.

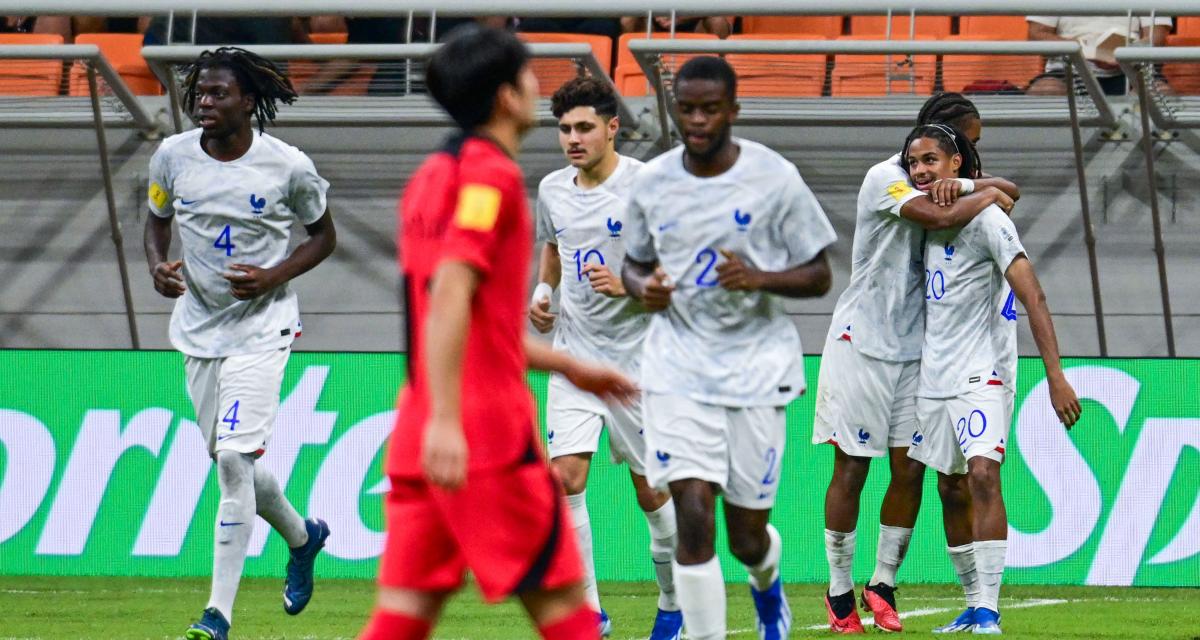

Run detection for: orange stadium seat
[[1176, 17, 1200, 38], [957, 16, 1030, 40], [309, 32, 349, 45], [940, 31, 1040, 93], [740, 15, 843, 37], [614, 32, 717, 97], [849, 15, 952, 39], [68, 33, 161, 96], [831, 35, 936, 96], [0, 33, 65, 96], [727, 34, 828, 97], [518, 32, 614, 96], [1163, 36, 1200, 94]]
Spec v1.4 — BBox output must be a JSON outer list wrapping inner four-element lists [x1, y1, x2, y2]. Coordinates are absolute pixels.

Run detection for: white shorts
[[643, 392, 787, 510], [546, 373, 647, 475], [908, 384, 1014, 476], [812, 334, 919, 457], [185, 347, 289, 457]]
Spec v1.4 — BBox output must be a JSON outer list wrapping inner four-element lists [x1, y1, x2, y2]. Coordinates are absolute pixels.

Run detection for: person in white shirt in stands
[[1026, 15, 1172, 96], [143, 47, 337, 640], [529, 76, 682, 640], [901, 123, 1082, 634], [622, 56, 836, 640]]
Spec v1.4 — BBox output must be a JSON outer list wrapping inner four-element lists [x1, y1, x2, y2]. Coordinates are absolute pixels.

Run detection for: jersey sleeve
[[534, 185, 555, 245], [867, 161, 925, 218], [775, 168, 837, 266], [147, 146, 174, 218], [622, 180, 656, 263], [287, 153, 330, 225], [439, 168, 516, 275], [982, 207, 1027, 273]]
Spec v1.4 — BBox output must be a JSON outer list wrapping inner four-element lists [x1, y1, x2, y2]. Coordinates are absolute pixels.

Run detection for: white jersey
[[919, 206, 1024, 399], [147, 129, 329, 359], [535, 155, 649, 370], [826, 154, 927, 362], [625, 138, 837, 407]]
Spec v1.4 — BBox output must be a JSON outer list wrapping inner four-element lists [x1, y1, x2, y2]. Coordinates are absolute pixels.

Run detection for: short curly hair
[[550, 76, 618, 120]]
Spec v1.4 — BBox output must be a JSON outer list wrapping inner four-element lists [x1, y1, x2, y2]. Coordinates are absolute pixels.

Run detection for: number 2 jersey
[[535, 155, 649, 372], [147, 129, 329, 358], [920, 205, 1026, 399], [624, 139, 837, 407]]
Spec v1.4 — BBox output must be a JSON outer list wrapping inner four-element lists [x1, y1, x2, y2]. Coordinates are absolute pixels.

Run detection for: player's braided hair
[[914, 93, 983, 178], [182, 47, 298, 134], [901, 123, 977, 181]]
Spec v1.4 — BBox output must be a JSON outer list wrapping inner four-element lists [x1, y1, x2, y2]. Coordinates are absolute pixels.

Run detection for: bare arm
[[715, 249, 832, 298], [900, 187, 1013, 231], [1142, 24, 1169, 47], [144, 213, 185, 298], [524, 335, 637, 403], [622, 256, 674, 311], [1005, 255, 1082, 427], [224, 209, 337, 299], [1028, 21, 1068, 42], [975, 176, 1021, 202]]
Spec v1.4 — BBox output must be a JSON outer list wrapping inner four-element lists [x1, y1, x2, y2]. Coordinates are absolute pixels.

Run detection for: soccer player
[[813, 93, 1022, 633], [143, 48, 336, 640], [622, 56, 836, 640], [529, 76, 682, 640], [902, 124, 1082, 634], [360, 26, 636, 640]]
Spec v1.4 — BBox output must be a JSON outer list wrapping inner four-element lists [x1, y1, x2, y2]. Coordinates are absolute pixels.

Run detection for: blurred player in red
[[358, 25, 636, 640]]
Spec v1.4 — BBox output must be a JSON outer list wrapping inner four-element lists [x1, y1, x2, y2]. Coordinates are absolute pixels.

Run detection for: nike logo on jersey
[[249, 193, 266, 214], [219, 520, 244, 527], [657, 221, 678, 233], [179, 199, 198, 205], [554, 227, 567, 236]]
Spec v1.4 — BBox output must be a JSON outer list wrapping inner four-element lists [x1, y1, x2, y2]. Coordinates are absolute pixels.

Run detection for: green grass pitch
[[2, 576, 1198, 639]]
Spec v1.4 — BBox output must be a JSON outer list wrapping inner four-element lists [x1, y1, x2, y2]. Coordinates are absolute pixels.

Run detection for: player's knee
[[550, 456, 589, 495], [889, 457, 925, 493], [831, 452, 870, 490], [937, 474, 970, 509], [634, 484, 668, 513], [727, 529, 768, 566], [215, 450, 253, 480], [966, 462, 1001, 500]]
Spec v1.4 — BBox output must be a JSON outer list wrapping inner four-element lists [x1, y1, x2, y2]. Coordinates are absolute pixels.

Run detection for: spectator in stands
[[518, 17, 623, 41], [1026, 15, 1172, 95], [621, 14, 736, 39], [1, 16, 148, 42], [142, 17, 309, 46]]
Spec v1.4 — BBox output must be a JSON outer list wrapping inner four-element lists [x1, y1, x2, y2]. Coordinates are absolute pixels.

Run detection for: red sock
[[538, 604, 601, 640], [357, 609, 432, 640]]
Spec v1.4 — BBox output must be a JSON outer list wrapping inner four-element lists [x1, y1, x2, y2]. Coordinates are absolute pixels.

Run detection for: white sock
[[947, 543, 981, 609], [566, 492, 600, 611], [253, 465, 308, 548], [746, 523, 782, 592], [824, 528, 856, 596], [673, 556, 726, 640], [208, 451, 256, 623], [644, 500, 679, 611], [973, 539, 1007, 613], [870, 524, 913, 587]]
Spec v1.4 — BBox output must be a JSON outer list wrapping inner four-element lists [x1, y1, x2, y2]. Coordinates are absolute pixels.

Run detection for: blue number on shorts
[[967, 409, 988, 438], [572, 248, 605, 282], [222, 400, 241, 432], [1000, 290, 1018, 321], [925, 268, 946, 300], [695, 248, 718, 287], [214, 224, 235, 257], [955, 416, 968, 447], [761, 447, 779, 486]]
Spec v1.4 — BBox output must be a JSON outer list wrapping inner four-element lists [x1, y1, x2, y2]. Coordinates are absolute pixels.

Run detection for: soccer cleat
[[861, 583, 903, 632], [648, 608, 683, 640], [972, 608, 1002, 635], [933, 607, 977, 634], [185, 607, 229, 640], [824, 591, 865, 634], [598, 609, 613, 637], [750, 578, 792, 639], [283, 518, 330, 615]]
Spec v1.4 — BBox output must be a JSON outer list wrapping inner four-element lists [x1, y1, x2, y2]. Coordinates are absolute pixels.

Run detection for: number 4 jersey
[[535, 154, 648, 371], [920, 205, 1025, 399], [147, 129, 329, 358]]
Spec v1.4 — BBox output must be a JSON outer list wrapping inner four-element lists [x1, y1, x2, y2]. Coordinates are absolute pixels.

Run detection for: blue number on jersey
[[214, 224, 235, 257], [222, 400, 241, 432], [695, 248, 718, 287], [925, 268, 946, 300], [1000, 290, 1018, 321], [760, 447, 779, 486], [572, 249, 606, 281]]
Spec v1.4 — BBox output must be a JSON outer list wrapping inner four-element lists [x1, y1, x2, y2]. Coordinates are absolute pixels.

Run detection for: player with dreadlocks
[[143, 47, 337, 640], [812, 93, 1021, 633]]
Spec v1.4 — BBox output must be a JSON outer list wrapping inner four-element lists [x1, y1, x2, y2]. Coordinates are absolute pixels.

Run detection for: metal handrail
[[1115, 46, 1200, 130]]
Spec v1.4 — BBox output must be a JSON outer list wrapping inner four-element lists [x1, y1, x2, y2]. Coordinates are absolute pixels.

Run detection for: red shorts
[[379, 458, 584, 602]]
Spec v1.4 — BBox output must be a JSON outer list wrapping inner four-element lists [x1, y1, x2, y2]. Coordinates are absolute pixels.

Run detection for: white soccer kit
[[813, 154, 926, 457], [624, 138, 837, 508], [148, 129, 329, 456], [535, 155, 651, 471], [908, 206, 1024, 475]]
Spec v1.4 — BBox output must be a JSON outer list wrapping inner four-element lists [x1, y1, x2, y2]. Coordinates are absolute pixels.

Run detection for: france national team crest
[[944, 244, 955, 261], [656, 450, 671, 468], [734, 208, 752, 231], [249, 193, 266, 215], [606, 217, 622, 238], [857, 428, 870, 445]]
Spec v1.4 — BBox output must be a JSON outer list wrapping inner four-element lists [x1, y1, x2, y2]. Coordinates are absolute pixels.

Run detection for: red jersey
[[389, 135, 535, 478]]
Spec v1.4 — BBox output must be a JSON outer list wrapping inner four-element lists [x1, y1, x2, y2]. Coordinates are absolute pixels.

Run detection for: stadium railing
[[0, 43, 153, 349]]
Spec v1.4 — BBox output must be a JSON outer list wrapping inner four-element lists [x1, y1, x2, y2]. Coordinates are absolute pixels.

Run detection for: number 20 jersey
[[147, 129, 329, 358], [535, 155, 648, 371], [624, 139, 837, 407]]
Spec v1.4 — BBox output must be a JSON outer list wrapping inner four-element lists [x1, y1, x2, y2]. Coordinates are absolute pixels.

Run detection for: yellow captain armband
[[149, 182, 169, 210], [886, 181, 914, 201], [453, 184, 502, 231]]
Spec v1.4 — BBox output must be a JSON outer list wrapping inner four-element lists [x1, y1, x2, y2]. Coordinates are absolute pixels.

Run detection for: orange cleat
[[824, 592, 865, 634], [862, 583, 903, 632]]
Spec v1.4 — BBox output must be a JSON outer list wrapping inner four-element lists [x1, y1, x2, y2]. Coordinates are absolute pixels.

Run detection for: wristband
[[956, 178, 975, 195], [531, 282, 554, 306]]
